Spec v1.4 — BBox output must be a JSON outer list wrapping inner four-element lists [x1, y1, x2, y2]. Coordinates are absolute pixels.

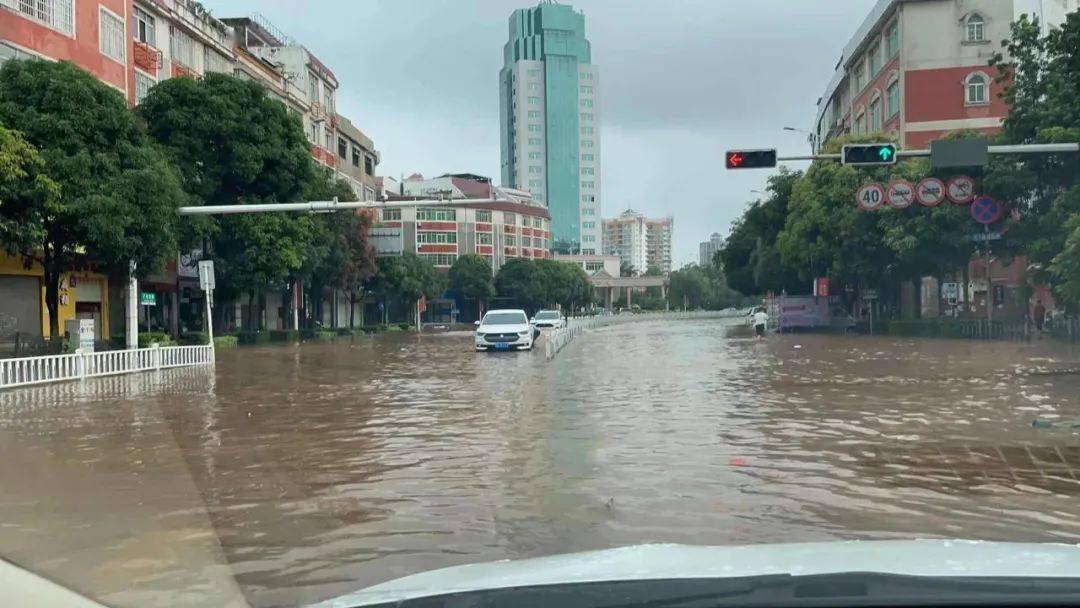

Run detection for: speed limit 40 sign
[[856, 183, 886, 211]]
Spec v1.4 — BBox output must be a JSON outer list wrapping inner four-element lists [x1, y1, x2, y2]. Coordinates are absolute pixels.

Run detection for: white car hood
[[477, 323, 529, 333], [311, 540, 1080, 607]]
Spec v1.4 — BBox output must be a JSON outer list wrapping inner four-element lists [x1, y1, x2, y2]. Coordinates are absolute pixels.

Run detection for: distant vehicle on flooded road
[[530, 310, 566, 329], [474, 309, 535, 351]]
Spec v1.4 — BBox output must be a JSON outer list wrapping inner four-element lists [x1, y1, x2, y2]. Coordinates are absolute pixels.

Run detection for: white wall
[[902, 0, 1014, 71], [578, 63, 602, 253]]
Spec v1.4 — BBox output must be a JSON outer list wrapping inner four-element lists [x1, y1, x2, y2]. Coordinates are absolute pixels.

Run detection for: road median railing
[[544, 311, 734, 360], [1, 344, 214, 390]]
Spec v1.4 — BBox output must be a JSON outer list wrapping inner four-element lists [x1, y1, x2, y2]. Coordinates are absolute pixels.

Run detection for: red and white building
[[814, 0, 1078, 150], [368, 199, 553, 274]]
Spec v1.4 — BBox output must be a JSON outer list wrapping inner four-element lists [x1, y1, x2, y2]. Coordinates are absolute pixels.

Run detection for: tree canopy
[[0, 60, 185, 336], [449, 254, 495, 301]]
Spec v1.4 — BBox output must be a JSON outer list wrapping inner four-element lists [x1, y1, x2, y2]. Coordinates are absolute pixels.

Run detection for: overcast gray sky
[[207, 0, 875, 266]]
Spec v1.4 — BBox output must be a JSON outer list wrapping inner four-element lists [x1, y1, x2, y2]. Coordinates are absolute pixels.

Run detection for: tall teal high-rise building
[[499, 1, 601, 254]]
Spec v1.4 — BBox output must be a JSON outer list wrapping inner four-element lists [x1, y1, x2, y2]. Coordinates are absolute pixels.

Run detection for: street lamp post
[[781, 125, 812, 153]]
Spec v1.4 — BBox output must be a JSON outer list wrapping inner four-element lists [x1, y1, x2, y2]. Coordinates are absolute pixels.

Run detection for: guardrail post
[[76, 350, 87, 380], [152, 343, 161, 370]]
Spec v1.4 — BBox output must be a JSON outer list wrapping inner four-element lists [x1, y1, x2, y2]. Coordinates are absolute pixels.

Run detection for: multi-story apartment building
[[602, 209, 674, 275], [221, 15, 342, 172], [499, 1, 601, 255], [368, 200, 552, 274], [813, 0, 1079, 150], [699, 232, 724, 267], [334, 114, 378, 201]]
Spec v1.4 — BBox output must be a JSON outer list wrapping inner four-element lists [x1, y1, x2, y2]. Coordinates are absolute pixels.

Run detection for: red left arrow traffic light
[[725, 149, 777, 169]]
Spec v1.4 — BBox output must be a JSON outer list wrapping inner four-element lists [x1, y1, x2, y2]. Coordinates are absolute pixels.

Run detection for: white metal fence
[[544, 311, 734, 360], [1, 344, 213, 390]]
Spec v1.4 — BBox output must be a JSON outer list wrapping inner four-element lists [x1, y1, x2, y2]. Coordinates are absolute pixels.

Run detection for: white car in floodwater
[[474, 309, 535, 351], [530, 310, 566, 329]]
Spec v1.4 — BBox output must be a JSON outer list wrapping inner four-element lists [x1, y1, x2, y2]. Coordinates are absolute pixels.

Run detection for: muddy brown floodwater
[[3, 319, 1080, 607]]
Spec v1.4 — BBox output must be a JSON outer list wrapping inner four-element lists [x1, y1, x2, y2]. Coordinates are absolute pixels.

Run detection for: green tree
[[138, 73, 319, 327], [495, 258, 545, 312], [619, 261, 636, 277], [667, 265, 711, 309], [371, 253, 445, 326], [989, 12, 1080, 304], [0, 126, 57, 258], [719, 169, 805, 295], [0, 60, 185, 338], [448, 254, 495, 319]]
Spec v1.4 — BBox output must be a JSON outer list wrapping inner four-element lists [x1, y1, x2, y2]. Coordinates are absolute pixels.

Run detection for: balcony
[[133, 41, 163, 73]]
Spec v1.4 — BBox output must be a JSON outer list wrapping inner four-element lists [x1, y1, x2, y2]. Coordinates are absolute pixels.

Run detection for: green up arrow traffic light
[[842, 143, 897, 166]]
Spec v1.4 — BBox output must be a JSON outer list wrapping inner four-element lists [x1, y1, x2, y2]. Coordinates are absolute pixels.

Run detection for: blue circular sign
[[970, 196, 1002, 225]]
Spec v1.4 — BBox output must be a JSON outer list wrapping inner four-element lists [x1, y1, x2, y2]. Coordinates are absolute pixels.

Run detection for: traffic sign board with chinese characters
[[886, 180, 915, 209], [970, 195, 1003, 225], [915, 177, 946, 206], [855, 183, 886, 210], [725, 149, 777, 169], [842, 143, 897, 166], [946, 175, 976, 204]]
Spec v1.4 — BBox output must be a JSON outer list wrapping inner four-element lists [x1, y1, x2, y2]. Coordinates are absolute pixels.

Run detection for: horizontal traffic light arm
[[774, 142, 1080, 163]]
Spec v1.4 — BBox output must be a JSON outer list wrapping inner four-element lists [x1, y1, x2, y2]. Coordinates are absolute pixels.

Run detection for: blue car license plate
[[494, 342, 510, 350]]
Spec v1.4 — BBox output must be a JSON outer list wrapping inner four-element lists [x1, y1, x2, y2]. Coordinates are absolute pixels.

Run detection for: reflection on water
[[2, 323, 1080, 607]]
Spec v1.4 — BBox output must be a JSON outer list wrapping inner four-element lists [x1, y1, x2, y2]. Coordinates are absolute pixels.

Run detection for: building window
[[99, 8, 126, 62], [325, 131, 333, 150], [854, 64, 865, 93], [352, 148, 361, 167], [528, 151, 542, 159], [528, 96, 541, 104], [582, 206, 595, 215], [869, 96, 882, 131], [528, 124, 542, 132], [420, 253, 457, 267], [338, 137, 348, 159], [505, 235, 517, 247], [504, 212, 517, 225], [527, 110, 541, 119], [134, 7, 156, 46], [417, 208, 457, 221], [580, 99, 593, 107], [581, 181, 595, 188], [15, 0, 74, 36], [966, 73, 988, 104], [204, 48, 232, 74], [580, 112, 593, 121], [382, 208, 401, 221], [886, 79, 900, 118], [528, 82, 541, 92], [966, 14, 985, 42], [308, 73, 320, 103], [365, 155, 374, 176], [528, 137, 542, 145], [417, 231, 458, 244], [583, 235, 596, 242], [868, 42, 881, 76], [854, 111, 865, 134], [581, 126, 594, 135], [170, 26, 197, 69], [309, 122, 319, 143], [885, 21, 899, 58], [582, 221, 596, 229], [585, 261, 603, 271], [582, 72, 593, 80], [476, 210, 492, 223], [529, 166, 542, 174], [134, 71, 156, 104], [477, 232, 493, 245], [582, 154, 594, 161], [580, 85, 593, 94], [581, 167, 594, 175], [582, 140, 594, 148], [529, 179, 542, 188]]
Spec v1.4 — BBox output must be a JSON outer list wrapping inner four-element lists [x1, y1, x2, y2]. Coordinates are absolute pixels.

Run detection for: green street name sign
[[140, 291, 157, 306]]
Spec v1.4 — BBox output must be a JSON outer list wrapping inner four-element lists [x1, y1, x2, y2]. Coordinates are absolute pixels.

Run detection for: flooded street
[[4, 318, 1080, 607]]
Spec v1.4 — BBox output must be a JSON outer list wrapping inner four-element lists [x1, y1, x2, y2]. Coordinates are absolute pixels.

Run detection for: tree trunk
[[44, 265, 60, 341], [349, 291, 356, 328], [248, 290, 257, 331]]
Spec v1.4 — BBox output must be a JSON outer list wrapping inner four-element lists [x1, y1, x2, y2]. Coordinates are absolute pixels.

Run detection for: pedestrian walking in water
[[1033, 300, 1046, 333], [753, 308, 768, 339]]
